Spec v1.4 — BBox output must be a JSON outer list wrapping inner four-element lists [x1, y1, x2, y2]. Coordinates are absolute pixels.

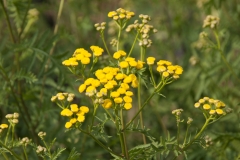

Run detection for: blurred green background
[[1, 0, 240, 159]]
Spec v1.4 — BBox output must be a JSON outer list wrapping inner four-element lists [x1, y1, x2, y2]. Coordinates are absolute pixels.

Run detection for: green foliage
[[0, 0, 240, 159]]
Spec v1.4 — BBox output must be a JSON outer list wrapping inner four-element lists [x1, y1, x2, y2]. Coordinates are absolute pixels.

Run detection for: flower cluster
[[203, 15, 219, 29], [62, 46, 104, 67], [194, 97, 227, 117], [155, 60, 183, 80], [51, 92, 74, 103], [79, 64, 137, 110], [36, 145, 47, 154], [94, 22, 106, 32], [126, 15, 157, 48], [20, 137, 31, 146], [61, 104, 89, 129], [108, 8, 135, 21], [51, 93, 89, 128], [6, 112, 19, 124]]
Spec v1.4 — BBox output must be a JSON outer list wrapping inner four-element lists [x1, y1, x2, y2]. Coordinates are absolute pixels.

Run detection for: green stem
[[90, 104, 98, 132], [22, 145, 28, 160], [2, 153, 9, 160], [182, 116, 213, 151], [114, 109, 125, 157], [18, 0, 32, 40], [128, 31, 140, 57], [0, 0, 16, 43], [117, 25, 122, 51], [11, 125, 15, 143], [4, 125, 11, 145], [137, 75, 146, 144], [176, 119, 180, 148], [149, 66, 156, 87], [0, 141, 22, 160], [183, 124, 191, 146], [124, 91, 156, 131], [42, 139, 52, 159], [120, 108, 129, 159], [213, 29, 240, 82], [100, 32, 111, 58], [78, 128, 121, 158]]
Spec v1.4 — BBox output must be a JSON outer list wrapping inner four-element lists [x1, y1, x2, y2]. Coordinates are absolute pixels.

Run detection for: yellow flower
[[80, 106, 89, 113], [136, 60, 145, 69], [85, 78, 94, 85], [123, 76, 132, 84], [119, 61, 129, 68], [100, 88, 107, 95], [175, 66, 183, 75], [75, 54, 84, 60], [90, 46, 104, 57], [111, 91, 120, 98], [86, 86, 96, 93], [147, 57, 155, 65], [131, 79, 138, 88], [216, 109, 224, 115], [106, 73, 114, 80], [65, 122, 72, 129], [124, 103, 132, 110], [125, 91, 133, 96], [123, 96, 132, 103], [113, 16, 119, 20], [203, 104, 211, 110], [81, 57, 90, 65], [115, 73, 125, 80], [129, 60, 137, 67], [79, 84, 86, 93], [102, 99, 112, 109], [108, 11, 117, 17], [77, 115, 85, 122], [162, 71, 169, 78], [194, 102, 200, 108], [104, 83, 114, 90], [209, 110, 216, 115], [0, 124, 8, 129], [117, 88, 126, 94], [119, 13, 125, 19], [61, 109, 73, 117], [113, 52, 121, 59], [121, 83, 130, 90], [114, 97, 123, 104], [70, 104, 79, 112], [157, 66, 166, 72], [125, 57, 135, 62], [91, 79, 101, 87], [70, 118, 77, 124]]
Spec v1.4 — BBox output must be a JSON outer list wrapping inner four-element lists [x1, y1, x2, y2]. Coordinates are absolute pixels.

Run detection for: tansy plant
[[49, 8, 232, 160]]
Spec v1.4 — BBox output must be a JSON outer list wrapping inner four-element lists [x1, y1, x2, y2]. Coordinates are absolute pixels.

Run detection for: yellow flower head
[[65, 122, 72, 129], [108, 11, 117, 18], [136, 60, 145, 69], [70, 104, 79, 112], [81, 57, 90, 65], [0, 124, 8, 129], [77, 115, 85, 122], [80, 106, 89, 113], [203, 104, 211, 110], [114, 97, 123, 104], [111, 91, 120, 98], [124, 103, 132, 110], [79, 84, 86, 93], [102, 99, 112, 109], [119, 61, 129, 68], [61, 109, 73, 117], [90, 46, 104, 57], [147, 57, 156, 65]]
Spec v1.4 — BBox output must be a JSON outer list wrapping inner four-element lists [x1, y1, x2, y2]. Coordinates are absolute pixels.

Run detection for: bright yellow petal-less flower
[[65, 122, 72, 129], [80, 106, 89, 113], [79, 84, 86, 93], [70, 104, 79, 112], [81, 57, 90, 65], [216, 109, 224, 115], [111, 91, 120, 98], [114, 97, 123, 104], [70, 118, 77, 124], [124, 103, 132, 110], [119, 61, 129, 68], [147, 57, 155, 65], [203, 104, 211, 110], [102, 99, 112, 109], [77, 115, 85, 122], [0, 124, 8, 129]]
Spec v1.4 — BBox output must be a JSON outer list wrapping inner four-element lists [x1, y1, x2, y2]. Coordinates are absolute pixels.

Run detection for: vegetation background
[[0, 0, 240, 159]]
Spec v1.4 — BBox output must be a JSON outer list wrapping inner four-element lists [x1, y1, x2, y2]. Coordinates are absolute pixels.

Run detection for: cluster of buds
[[36, 145, 47, 154], [20, 137, 31, 146], [172, 109, 184, 126], [126, 16, 157, 48], [94, 22, 106, 32], [194, 97, 230, 119], [110, 38, 118, 47], [51, 92, 75, 103], [108, 8, 135, 21], [204, 135, 213, 148], [6, 113, 19, 124], [38, 131, 46, 139], [203, 15, 219, 29], [187, 117, 193, 124]]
